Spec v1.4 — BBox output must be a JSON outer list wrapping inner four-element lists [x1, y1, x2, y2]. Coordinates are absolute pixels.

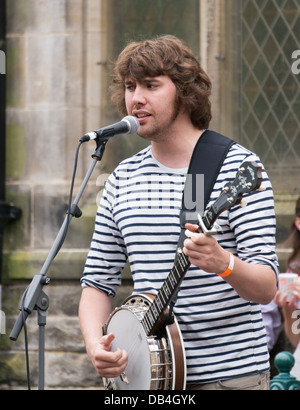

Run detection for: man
[[79, 35, 278, 390]]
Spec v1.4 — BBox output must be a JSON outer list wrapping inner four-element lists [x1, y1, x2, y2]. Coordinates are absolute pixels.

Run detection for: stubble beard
[[136, 100, 181, 143]]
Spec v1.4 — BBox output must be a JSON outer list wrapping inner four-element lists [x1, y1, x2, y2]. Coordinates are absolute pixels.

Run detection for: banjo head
[[103, 294, 186, 390], [104, 306, 154, 390]]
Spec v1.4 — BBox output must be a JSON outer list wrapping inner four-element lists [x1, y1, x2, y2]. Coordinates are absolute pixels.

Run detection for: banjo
[[103, 161, 262, 390]]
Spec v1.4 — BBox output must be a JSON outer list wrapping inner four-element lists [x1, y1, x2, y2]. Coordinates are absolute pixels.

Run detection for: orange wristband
[[218, 253, 234, 278]]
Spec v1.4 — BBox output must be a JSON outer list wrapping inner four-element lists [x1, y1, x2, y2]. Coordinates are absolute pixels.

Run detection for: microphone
[[81, 116, 140, 142]]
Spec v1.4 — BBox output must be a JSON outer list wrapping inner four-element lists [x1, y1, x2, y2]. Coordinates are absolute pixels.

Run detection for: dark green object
[[270, 351, 300, 390]]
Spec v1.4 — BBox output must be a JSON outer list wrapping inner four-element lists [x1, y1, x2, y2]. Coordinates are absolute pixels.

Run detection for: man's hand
[[89, 333, 128, 378], [183, 223, 229, 274], [183, 224, 277, 305], [79, 288, 129, 378]]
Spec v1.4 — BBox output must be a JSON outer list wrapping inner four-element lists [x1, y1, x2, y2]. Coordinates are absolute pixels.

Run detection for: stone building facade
[[0, 0, 299, 389]]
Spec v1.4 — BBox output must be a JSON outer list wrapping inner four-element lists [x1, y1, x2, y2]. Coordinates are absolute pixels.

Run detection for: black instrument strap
[[166, 130, 234, 324], [177, 130, 235, 249]]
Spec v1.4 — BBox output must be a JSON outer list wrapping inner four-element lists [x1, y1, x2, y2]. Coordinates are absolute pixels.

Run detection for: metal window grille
[[240, 0, 300, 168]]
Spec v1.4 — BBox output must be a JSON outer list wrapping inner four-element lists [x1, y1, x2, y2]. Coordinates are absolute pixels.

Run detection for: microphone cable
[[20, 287, 31, 390], [55, 139, 84, 256]]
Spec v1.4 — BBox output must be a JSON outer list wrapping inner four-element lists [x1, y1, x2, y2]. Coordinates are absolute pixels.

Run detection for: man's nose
[[132, 85, 147, 105]]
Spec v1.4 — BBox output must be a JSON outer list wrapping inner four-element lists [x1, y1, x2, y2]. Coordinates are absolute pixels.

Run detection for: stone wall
[[0, 282, 133, 389], [4, 0, 104, 266], [0, 0, 109, 390]]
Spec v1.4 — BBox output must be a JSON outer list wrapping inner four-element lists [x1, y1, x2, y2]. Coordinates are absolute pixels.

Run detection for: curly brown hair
[[110, 35, 212, 130]]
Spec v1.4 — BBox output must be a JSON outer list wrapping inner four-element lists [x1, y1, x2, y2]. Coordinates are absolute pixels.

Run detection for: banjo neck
[[141, 250, 191, 336], [140, 188, 231, 337]]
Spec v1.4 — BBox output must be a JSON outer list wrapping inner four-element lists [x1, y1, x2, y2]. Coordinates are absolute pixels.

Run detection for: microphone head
[[122, 116, 140, 135]]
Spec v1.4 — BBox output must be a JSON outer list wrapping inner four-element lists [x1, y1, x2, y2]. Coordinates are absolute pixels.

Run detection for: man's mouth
[[136, 113, 150, 118], [133, 111, 152, 120]]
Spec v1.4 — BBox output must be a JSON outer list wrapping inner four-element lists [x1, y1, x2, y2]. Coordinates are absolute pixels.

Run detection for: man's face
[[124, 75, 180, 142]]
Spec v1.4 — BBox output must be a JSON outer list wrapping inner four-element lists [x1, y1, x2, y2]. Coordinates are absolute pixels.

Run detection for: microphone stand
[[9, 139, 107, 390]]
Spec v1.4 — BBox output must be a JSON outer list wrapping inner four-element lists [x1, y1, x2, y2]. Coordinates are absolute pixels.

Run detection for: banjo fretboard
[[141, 250, 190, 336]]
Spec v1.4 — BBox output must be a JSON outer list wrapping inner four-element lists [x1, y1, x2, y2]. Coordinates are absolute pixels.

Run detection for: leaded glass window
[[240, 0, 300, 174]]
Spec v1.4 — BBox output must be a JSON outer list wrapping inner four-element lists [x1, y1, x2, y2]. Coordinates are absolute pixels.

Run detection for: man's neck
[[151, 128, 204, 169]]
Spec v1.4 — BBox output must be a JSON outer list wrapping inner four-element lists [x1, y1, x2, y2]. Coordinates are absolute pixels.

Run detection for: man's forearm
[[225, 257, 277, 305], [79, 287, 113, 352]]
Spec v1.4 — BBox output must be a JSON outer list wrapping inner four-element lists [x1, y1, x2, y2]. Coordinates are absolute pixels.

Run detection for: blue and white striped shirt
[[81, 140, 278, 384]]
